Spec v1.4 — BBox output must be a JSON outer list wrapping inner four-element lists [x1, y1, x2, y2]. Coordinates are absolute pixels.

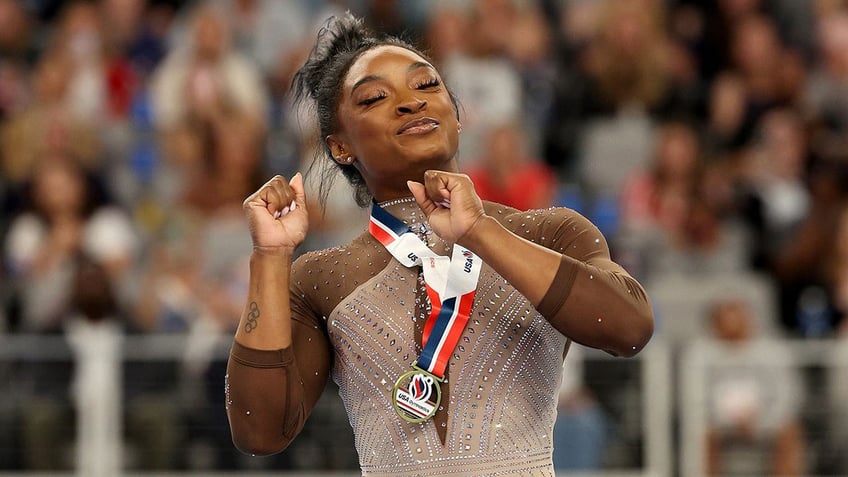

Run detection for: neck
[[377, 196, 417, 208], [369, 158, 460, 203]]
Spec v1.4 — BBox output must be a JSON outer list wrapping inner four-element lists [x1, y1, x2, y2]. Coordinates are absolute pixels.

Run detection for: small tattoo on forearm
[[244, 301, 260, 333]]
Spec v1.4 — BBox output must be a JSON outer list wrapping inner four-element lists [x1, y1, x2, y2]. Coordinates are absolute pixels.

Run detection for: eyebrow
[[349, 61, 437, 95], [408, 61, 435, 72], [351, 75, 380, 95]]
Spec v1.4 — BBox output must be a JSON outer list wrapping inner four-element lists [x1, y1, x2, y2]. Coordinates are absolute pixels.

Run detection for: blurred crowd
[[1, 0, 848, 474]]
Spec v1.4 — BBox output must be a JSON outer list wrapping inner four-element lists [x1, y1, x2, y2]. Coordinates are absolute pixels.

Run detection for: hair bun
[[294, 12, 378, 102]]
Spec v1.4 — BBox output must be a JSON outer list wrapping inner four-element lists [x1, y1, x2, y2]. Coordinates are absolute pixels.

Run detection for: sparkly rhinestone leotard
[[226, 200, 652, 476]]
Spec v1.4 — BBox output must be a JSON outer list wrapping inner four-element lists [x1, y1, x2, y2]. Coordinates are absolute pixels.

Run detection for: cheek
[[444, 111, 460, 145], [350, 117, 391, 154]]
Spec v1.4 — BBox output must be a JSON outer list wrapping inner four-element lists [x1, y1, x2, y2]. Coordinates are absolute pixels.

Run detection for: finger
[[288, 172, 306, 213], [263, 181, 288, 217], [408, 180, 438, 217], [245, 176, 283, 211], [423, 170, 452, 205]]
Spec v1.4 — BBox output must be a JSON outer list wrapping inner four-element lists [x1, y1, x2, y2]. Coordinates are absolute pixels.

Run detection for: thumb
[[289, 172, 306, 209], [408, 180, 438, 217]]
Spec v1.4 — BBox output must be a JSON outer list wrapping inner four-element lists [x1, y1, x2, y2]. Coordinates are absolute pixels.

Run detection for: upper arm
[[518, 207, 654, 355], [524, 207, 616, 267]]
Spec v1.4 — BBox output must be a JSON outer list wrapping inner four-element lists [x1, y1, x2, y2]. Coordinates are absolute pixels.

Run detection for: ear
[[326, 135, 355, 165]]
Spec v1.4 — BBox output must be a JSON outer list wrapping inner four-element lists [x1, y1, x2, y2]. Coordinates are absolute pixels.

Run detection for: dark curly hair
[[292, 13, 460, 208]]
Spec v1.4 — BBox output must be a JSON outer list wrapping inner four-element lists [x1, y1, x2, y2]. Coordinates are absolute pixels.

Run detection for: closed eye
[[415, 78, 441, 90], [358, 92, 387, 106]]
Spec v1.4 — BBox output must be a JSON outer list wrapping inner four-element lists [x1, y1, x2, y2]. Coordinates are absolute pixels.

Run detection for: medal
[[392, 365, 442, 423], [370, 202, 482, 423]]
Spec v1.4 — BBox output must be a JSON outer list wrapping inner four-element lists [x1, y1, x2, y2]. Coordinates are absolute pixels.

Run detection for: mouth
[[397, 117, 440, 135]]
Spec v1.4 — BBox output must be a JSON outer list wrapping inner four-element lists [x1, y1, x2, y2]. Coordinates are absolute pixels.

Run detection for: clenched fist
[[243, 173, 308, 256], [407, 170, 486, 246]]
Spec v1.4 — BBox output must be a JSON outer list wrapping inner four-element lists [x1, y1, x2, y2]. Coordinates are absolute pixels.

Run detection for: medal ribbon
[[370, 202, 482, 378]]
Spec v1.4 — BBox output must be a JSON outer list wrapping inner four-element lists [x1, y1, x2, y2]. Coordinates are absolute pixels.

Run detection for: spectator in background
[[0, 0, 36, 123], [122, 0, 175, 81], [47, 1, 111, 125], [538, 0, 599, 177], [0, 0, 37, 65], [149, 1, 268, 210], [696, 0, 767, 81], [803, 10, 848, 148], [724, 14, 804, 140], [440, 0, 522, 169], [583, 0, 674, 117], [65, 255, 123, 477], [208, 0, 310, 79], [465, 121, 557, 211], [738, 109, 811, 270], [574, 0, 674, 207], [3, 157, 136, 469], [421, 3, 466, 69], [96, 0, 152, 121], [617, 119, 725, 278], [829, 206, 848, 331], [72, 240, 185, 475], [553, 344, 608, 470], [770, 151, 848, 336], [502, 4, 555, 150], [704, 297, 806, 476], [139, 5, 271, 464], [1, 52, 100, 189], [620, 120, 702, 245], [704, 72, 752, 155], [149, 2, 267, 134], [4, 157, 138, 332]]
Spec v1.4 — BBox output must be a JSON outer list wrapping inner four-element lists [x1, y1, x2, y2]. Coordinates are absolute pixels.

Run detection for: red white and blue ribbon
[[370, 202, 482, 379]]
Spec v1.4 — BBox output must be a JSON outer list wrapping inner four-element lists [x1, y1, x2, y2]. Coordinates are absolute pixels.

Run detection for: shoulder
[[485, 201, 601, 237], [484, 201, 609, 259], [290, 231, 393, 319], [292, 243, 352, 282], [292, 233, 371, 273], [291, 231, 388, 295]]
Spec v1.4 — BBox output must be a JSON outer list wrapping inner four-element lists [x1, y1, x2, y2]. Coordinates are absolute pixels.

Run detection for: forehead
[[344, 45, 433, 86]]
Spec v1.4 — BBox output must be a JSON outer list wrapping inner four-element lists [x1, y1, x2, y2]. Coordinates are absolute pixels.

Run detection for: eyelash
[[357, 78, 441, 106], [359, 92, 387, 106], [415, 78, 441, 89]]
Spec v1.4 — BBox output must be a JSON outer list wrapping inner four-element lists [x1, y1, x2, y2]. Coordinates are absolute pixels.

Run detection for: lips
[[397, 117, 440, 135]]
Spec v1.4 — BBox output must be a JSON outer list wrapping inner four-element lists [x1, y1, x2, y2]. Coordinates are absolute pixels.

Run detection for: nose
[[396, 97, 426, 115]]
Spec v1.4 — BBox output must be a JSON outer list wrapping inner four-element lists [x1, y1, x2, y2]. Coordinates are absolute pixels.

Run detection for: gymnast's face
[[328, 45, 461, 201]]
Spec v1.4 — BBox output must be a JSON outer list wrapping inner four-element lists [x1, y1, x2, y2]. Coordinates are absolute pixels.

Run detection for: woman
[[226, 14, 653, 476]]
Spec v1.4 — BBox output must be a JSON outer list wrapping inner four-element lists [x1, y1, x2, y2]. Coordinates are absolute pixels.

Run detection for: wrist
[[251, 247, 295, 263], [457, 214, 499, 251]]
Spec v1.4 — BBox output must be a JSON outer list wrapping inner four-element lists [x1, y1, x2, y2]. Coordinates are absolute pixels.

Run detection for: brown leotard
[[226, 200, 651, 476]]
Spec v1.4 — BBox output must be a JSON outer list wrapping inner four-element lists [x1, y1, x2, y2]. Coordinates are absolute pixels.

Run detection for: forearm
[[234, 252, 294, 349], [226, 343, 306, 455], [460, 215, 559, 305], [549, 258, 653, 356], [461, 215, 653, 356], [227, 252, 304, 455]]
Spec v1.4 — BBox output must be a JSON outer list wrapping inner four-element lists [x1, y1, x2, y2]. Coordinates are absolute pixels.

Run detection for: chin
[[400, 141, 457, 167], [406, 151, 454, 171]]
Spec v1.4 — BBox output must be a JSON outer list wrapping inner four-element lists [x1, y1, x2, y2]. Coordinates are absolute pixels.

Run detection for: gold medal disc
[[392, 368, 442, 423]]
